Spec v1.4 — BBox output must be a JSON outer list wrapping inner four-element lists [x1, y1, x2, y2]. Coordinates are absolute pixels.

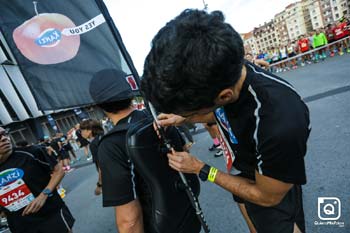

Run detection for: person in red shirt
[[297, 35, 311, 65], [326, 23, 336, 56], [333, 21, 350, 54]]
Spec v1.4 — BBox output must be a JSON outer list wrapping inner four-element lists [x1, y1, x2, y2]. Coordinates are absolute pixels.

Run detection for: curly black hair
[[141, 9, 244, 114]]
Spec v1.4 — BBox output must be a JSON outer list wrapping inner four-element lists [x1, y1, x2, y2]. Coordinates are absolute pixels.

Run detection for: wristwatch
[[42, 188, 53, 197], [198, 164, 211, 182]]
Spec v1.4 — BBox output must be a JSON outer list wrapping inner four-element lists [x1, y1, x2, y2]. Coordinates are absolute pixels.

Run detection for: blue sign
[[0, 168, 24, 187], [215, 107, 238, 144]]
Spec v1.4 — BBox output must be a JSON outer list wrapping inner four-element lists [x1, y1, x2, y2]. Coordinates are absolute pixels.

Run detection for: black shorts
[[58, 151, 70, 160], [10, 205, 75, 233], [36, 205, 75, 233], [234, 184, 305, 233]]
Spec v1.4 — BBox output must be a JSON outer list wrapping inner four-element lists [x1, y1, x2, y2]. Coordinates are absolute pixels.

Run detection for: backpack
[[126, 115, 201, 233]]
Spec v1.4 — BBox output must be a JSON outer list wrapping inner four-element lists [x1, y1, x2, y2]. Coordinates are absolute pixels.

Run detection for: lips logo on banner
[[12, 2, 106, 65]]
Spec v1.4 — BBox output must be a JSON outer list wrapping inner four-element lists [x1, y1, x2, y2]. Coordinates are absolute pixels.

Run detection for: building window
[[336, 13, 339, 18]]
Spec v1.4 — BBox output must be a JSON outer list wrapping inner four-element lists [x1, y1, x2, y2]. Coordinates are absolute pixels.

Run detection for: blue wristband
[[42, 188, 53, 197]]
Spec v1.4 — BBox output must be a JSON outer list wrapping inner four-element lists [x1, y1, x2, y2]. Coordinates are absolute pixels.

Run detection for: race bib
[[215, 107, 238, 172], [216, 126, 234, 172], [0, 169, 35, 212]]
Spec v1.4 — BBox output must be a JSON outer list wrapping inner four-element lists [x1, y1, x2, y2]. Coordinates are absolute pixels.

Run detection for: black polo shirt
[[215, 62, 310, 185], [98, 110, 149, 207], [0, 146, 64, 232]]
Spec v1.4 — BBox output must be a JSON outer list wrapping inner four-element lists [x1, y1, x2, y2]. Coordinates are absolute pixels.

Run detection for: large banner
[[0, 0, 139, 110]]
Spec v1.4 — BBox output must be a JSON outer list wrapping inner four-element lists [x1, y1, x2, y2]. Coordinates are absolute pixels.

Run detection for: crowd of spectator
[[246, 17, 350, 73]]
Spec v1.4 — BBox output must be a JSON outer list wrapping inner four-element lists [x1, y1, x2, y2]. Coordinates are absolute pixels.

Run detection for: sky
[[104, 0, 295, 74]]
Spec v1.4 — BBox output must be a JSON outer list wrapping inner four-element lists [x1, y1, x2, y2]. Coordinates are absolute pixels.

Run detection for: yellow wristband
[[208, 167, 218, 183]]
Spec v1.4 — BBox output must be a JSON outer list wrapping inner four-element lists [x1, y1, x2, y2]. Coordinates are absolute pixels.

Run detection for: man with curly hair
[[141, 9, 310, 233]]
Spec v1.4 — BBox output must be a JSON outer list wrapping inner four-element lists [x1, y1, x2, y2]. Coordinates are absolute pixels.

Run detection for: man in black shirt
[[141, 9, 310, 233], [89, 69, 201, 233], [0, 127, 74, 233]]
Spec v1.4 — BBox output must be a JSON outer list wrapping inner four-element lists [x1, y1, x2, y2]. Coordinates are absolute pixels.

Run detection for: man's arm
[[157, 112, 216, 127], [115, 199, 144, 233], [167, 150, 292, 207], [22, 162, 65, 216], [254, 59, 270, 69], [214, 170, 292, 207]]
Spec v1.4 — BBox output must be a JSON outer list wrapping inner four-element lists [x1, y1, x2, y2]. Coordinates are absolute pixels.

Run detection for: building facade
[[274, 10, 290, 45], [285, 2, 308, 41], [242, 31, 258, 55], [330, 0, 349, 21], [253, 20, 280, 53]]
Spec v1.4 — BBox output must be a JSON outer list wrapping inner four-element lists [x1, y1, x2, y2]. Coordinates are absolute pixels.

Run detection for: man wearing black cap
[[89, 69, 201, 233]]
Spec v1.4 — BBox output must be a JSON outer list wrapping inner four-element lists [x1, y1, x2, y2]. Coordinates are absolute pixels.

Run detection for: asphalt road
[[62, 54, 350, 233]]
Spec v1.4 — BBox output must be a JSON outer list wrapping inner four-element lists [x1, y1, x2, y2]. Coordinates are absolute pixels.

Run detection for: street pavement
[[62, 54, 350, 233]]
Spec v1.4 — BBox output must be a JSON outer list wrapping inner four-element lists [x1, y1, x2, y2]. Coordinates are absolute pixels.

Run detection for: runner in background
[[286, 41, 298, 69], [80, 119, 104, 196], [59, 136, 72, 173], [279, 45, 288, 72], [271, 47, 281, 72], [313, 29, 328, 61], [74, 124, 91, 161], [204, 123, 224, 158], [0, 127, 74, 233], [333, 19, 350, 55], [297, 35, 312, 65], [325, 23, 336, 57]]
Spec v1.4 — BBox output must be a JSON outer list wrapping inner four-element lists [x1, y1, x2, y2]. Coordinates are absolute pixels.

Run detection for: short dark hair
[[141, 9, 244, 114], [97, 98, 132, 114], [80, 119, 104, 137]]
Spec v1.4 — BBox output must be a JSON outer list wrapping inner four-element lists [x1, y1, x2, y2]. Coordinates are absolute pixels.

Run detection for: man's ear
[[214, 88, 235, 106]]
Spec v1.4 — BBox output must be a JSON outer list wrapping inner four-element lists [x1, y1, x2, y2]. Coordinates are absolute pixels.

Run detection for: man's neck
[[231, 65, 247, 102], [108, 106, 135, 125]]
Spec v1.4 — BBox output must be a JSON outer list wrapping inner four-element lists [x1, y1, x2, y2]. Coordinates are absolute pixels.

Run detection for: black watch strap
[[199, 164, 211, 181]]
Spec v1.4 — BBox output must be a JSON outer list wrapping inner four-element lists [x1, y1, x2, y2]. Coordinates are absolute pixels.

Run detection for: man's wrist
[[196, 161, 205, 175], [42, 188, 53, 197]]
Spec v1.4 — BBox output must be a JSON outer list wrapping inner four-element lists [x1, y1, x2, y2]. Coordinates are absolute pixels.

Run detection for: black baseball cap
[[89, 69, 140, 104]]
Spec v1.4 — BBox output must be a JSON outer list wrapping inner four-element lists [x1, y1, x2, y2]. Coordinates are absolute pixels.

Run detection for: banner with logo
[[73, 108, 89, 121], [0, 0, 140, 110], [47, 114, 59, 133]]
